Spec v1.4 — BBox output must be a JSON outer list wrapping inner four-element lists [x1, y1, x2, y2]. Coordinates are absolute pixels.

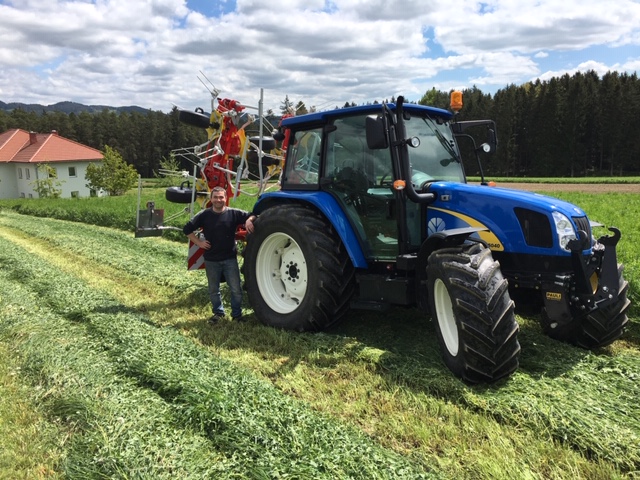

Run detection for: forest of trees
[[0, 107, 208, 178], [420, 70, 640, 177], [1, 70, 638, 178]]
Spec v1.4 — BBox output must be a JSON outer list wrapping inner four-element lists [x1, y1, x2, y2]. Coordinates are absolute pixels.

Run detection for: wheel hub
[[286, 262, 299, 281], [280, 248, 306, 295]]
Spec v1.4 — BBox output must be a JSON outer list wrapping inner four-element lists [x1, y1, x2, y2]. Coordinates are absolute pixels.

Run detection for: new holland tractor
[[236, 94, 630, 384]]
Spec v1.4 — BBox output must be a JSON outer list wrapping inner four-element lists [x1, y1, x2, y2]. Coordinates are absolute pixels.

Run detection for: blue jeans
[[204, 257, 243, 318]]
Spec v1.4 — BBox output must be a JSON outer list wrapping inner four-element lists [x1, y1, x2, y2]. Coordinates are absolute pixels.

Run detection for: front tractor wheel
[[243, 205, 355, 331], [428, 243, 521, 383], [541, 263, 630, 349]]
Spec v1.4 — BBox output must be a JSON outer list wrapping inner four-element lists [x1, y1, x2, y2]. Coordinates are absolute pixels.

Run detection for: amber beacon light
[[450, 90, 463, 112]]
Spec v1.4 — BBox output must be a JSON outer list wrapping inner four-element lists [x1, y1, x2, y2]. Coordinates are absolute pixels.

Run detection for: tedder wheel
[[165, 183, 194, 203], [178, 108, 211, 129], [427, 242, 521, 383], [243, 204, 355, 331], [246, 136, 278, 177], [248, 136, 277, 153], [540, 263, 630, 349]]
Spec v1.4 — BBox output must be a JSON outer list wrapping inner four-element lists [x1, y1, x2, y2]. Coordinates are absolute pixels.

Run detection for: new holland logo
[[546, 292, 562, 301]]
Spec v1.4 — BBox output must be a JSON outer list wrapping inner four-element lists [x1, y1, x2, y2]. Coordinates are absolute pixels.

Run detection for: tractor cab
[[278, 97, 472, 262]]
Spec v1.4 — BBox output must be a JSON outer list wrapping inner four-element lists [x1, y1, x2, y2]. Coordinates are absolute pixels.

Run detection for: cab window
[[283, 128, 323, 187]]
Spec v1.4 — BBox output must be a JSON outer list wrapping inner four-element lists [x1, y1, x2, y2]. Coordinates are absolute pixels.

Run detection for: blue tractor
[[238, 95, 630, 384]]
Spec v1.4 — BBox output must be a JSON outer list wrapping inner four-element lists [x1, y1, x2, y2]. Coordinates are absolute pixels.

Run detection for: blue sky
[[0, 0, 638, 113], [186, 0, 236, 17]]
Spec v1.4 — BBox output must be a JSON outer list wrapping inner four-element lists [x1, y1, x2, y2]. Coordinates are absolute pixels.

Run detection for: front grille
[[572, 216, 592, 240], [515, 207, 553, 248]]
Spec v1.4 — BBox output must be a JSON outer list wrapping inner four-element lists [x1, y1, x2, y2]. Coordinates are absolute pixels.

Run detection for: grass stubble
[[0, 187, 638, 479]]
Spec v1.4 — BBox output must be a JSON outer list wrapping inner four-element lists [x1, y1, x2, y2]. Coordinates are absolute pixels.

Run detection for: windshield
[[404, 115, 465, 184]]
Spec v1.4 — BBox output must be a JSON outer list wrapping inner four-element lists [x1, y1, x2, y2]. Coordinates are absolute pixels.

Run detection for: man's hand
[[245, 216, 256, 234], [187, 232, 210, 250], [197, 238, 211, 250]]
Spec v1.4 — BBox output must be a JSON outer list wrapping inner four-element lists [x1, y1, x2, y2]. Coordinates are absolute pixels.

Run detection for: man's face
[[211, 191, 226, 211]]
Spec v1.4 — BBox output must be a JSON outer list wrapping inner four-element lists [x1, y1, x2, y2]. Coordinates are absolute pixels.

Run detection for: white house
[[0, 128, 103, 199]]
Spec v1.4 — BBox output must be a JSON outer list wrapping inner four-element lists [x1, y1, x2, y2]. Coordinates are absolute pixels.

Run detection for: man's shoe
[[233, 315, 246, 323], [208, 314, 224, 325]]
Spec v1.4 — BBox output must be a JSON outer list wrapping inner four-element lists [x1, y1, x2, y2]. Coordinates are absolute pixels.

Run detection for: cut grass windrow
[[0, 225, 437, 479], [1, 209, 639, 479], [0, 339, 64, 480]]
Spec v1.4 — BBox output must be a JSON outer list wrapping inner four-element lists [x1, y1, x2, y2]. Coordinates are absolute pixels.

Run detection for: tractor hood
[[425, 182, 591, 255], [430, 182, 586, 216]]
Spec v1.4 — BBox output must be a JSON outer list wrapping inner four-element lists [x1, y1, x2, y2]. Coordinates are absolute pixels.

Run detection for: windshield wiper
[[424, 119, 459, 162]]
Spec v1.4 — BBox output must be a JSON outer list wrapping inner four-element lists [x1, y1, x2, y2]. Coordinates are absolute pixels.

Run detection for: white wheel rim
[[433, 278, 459, 356], [255, 232, 308, 314]]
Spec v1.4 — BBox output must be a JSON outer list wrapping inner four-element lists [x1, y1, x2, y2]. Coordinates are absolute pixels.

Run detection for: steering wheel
[[379, 171, 393, 187]]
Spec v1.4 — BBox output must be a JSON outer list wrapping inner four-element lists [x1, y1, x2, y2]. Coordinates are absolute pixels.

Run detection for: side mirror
[[486, 128, 497, 153], [366, 115, 388, 150]]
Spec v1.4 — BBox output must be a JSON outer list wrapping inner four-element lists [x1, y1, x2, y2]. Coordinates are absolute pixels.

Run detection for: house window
[[28, 193, 33, 198], [20, 192, 25, 198], [71, 191, 79, 198], [25, 168, 30, 180], [18, 168, 23, 179], [68, 166, 77, 177], [50, 167, 57, 178]]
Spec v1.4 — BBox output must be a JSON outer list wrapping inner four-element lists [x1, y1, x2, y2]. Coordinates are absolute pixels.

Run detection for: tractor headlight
[[552, 211, 577, 251]]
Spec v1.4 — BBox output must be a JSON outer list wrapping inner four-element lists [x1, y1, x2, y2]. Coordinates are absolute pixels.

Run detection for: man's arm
[[245, 214, 257, 233], [186, 231, 210, 250], [183, 213, 210, 250]]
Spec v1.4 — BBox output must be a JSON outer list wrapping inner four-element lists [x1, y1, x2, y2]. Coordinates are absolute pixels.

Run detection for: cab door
[[323, 114, 400, 260]]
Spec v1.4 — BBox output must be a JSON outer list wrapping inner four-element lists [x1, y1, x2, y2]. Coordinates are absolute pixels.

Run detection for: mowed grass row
[[0, 185, 257, 243], [0, 222, 435, 479], [1, 187, 639, 478], [467, 176, 640, 184]]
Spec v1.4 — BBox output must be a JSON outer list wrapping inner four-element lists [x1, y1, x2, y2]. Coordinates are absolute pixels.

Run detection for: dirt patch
[[488, 182, 640, 194]]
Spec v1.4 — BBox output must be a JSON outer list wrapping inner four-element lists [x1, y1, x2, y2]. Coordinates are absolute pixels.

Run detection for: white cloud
[[623, 58, 640, 71], [430, 0, 640, 54], [0, 0, 638, 112], [536, 60, 619, 83]]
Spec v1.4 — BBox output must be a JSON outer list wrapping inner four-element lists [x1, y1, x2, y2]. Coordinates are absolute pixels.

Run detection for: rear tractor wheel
[[243, 205, 355, 331]]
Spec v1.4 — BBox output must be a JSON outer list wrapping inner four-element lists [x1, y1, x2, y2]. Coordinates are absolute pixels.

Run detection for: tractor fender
[[415, 226, 487, 310], [252, 191, 368, 268], [421, 226, 488, 258]]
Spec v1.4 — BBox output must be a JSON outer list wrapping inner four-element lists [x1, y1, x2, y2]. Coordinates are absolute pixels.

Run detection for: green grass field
[[0, 184, 638, 479], [467, 176, 640, 184]]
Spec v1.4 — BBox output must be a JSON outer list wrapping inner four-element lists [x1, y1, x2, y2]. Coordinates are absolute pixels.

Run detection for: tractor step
[[350, 299, 391, 311]]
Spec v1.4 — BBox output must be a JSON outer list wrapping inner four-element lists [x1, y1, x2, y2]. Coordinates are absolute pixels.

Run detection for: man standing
[[183, 187, 256, 324]]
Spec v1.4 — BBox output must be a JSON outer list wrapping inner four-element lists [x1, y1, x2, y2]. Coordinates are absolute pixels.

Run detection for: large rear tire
[[243, 205, 355, 331], [541, 263, 630, 348], [428, 243, 520, 383]]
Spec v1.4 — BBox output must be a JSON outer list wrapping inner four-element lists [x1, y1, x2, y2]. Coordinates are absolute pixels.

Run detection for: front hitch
[[543, 227, 622, 326], [569, 227, 622, 310]]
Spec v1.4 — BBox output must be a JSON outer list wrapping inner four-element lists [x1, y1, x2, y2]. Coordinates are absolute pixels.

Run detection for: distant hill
[[0, 100, 153, 115]]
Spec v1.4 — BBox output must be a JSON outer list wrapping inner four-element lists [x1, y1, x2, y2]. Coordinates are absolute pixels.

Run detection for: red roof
[[0, 129, 103, 164]]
